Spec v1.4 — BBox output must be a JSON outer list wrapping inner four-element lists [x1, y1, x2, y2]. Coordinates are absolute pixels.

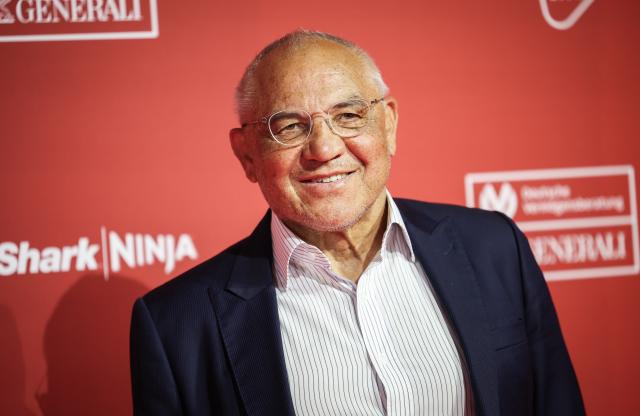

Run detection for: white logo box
[[465, 165, 639, 281], [0, 0, 158, 42]]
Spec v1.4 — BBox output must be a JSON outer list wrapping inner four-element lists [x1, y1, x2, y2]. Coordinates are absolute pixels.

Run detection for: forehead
[[253, 40, 378, 113]]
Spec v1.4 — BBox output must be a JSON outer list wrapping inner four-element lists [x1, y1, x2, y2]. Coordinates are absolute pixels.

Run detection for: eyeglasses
[[241, 97, 385, 147]]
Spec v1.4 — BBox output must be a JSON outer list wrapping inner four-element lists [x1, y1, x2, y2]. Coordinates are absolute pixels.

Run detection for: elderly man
[[130, 30, 585, 415]]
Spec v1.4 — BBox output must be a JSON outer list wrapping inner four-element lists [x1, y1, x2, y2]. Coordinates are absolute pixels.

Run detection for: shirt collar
[[270, 190, 415, 290]]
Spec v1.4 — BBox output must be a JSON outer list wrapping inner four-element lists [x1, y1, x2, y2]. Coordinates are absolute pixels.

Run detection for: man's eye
[[337, 113, 362, 121], [334, 112, 365, 127], [277, 123, 304, 134]]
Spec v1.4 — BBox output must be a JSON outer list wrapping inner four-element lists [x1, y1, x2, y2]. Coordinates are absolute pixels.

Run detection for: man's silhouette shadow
[[0, 304, 36, 416], [37, 274, 148, 416]]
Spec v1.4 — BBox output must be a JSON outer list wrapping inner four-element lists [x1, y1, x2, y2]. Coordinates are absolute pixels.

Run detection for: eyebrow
[[342, 94, 364, 101], [261, 94, 367, 119], [331, 96, 366, 108]]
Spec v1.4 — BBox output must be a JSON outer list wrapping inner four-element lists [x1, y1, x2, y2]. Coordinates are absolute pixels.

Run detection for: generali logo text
[[465, 165, 639, 281], [0, 226, 198, 280], [0, 0, 158, 42]]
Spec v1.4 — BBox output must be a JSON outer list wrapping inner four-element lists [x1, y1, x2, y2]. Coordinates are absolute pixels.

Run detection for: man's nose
[[301, 116, 345, 162]]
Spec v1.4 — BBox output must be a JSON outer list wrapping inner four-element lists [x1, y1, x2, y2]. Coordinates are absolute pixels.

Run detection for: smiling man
[[130, 30, 585, 415]]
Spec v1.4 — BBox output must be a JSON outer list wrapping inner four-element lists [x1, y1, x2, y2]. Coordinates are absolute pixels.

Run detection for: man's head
[[230, 30, 398, 232]]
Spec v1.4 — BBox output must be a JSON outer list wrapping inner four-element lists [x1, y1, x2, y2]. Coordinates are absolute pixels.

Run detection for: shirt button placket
[[356, 272, 389, 410]]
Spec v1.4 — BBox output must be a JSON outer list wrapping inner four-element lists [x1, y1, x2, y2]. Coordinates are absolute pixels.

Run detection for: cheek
[[255, 151, 297, 186], [346, 134, 392, 169]]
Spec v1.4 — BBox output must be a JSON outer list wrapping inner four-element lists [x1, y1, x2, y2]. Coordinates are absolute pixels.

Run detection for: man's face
[[231, 41, 398, 232]]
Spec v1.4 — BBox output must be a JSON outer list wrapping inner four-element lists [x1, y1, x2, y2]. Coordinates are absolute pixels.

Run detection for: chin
[[266, 186, 386, 233], [296, 214, 361, 232], [292, 200, 373, 232]]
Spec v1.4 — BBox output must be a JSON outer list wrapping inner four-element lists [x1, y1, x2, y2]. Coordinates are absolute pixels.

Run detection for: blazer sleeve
[[502, 213, 586, 415], [130, 297, 183, 415]]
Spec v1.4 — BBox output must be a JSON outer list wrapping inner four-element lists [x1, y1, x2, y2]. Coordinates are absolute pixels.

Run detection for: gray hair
[[235, 29, 389, 123]]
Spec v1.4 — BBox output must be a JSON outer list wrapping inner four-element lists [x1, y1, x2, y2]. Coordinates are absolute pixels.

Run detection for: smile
[[307, 173, 349, 184], [300, 171, 355, 185]]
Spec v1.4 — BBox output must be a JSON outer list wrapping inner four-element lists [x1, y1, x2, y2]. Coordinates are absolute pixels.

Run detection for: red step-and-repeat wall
[[1, 0, 638, 414]]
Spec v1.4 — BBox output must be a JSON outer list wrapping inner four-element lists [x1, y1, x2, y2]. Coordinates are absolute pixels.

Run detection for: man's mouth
[[305, 173, 351, 184]]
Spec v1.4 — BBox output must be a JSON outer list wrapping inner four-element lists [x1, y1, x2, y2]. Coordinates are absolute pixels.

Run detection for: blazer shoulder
[[138, 211, 273, 317], [394, 197, 515, 234], [394, 197, 523, 265], [140, 235, 251, 312]]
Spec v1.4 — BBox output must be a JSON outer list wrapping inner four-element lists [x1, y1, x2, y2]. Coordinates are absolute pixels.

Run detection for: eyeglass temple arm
[[240, 116, 269, 128]]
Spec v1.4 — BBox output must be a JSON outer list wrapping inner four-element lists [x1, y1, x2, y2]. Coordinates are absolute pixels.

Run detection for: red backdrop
[[1, 0, 639, 414]]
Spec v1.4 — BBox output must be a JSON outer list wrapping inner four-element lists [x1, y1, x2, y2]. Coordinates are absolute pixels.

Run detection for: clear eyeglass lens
[[267, 99, 372, 145], [329, 99, 370, 133], [269, 111, 311, 144]]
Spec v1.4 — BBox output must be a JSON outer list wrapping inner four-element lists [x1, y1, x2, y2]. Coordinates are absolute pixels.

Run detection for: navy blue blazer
[[130, 199, 585, 415]]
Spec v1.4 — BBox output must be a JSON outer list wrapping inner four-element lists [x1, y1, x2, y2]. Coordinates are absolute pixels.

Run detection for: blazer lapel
[[400, 208, 500, 416], [209, 212, 294, 416]]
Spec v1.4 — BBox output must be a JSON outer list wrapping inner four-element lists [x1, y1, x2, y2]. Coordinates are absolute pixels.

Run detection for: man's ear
[[382, 97, 398, 156], [229, 127, 258, 183]]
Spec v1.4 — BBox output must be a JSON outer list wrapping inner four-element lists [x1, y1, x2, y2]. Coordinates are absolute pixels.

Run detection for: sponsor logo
[[465, 165, 639, 280], [478, 182, 518, 218], [538, 0, 595, 30], [0, 226, 198, 280], [0, 0, 158, 42]]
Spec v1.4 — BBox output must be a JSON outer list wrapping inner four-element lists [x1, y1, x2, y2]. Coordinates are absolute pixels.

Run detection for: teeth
[[312, 173, 348, 183]]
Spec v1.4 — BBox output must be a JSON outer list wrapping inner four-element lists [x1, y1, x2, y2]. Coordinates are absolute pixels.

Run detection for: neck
[[283, 191, 388, 283]]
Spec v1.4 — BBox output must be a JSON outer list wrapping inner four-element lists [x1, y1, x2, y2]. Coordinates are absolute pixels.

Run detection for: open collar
[[270, 190, 415, 290]]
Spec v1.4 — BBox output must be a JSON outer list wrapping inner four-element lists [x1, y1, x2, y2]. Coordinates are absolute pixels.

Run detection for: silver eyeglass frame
[[241, 97, 385, 146]]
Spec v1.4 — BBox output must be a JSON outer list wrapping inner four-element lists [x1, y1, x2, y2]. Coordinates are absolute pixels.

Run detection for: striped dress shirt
[[271, 193, 472, 415]]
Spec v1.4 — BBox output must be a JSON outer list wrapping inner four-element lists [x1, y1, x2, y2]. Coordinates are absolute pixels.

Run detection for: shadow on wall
[[0, 304, 36, 416], [36, 274, 148, 416]]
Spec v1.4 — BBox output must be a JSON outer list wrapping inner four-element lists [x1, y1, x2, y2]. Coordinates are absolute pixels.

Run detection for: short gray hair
[[235, 29, 389, 123]]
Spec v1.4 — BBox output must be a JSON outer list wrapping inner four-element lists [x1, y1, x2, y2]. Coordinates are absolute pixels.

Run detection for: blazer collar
[[397, 201, 500, 416], [209, 210, 295, 416], [222, 210, 274, 300]]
